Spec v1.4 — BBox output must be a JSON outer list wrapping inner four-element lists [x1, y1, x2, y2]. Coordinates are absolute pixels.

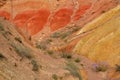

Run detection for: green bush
[[11, 43, 32, 59], [14, 37, 22, 43], [51, 32, 61, 38], [52, 74, 58, 80], [115, 64, 120, 72], [0, 23, 4, 31], [92, 63, 108, 72], [46, 39, 52, 44], [31, 60, 39, 71], [75, 58, 81, 63], [61, 53, 72, 59], [36, 43, 46, 50], [47, 50, 54, 55], [65, 62, 82, 80], [60, 32, 71, 39]]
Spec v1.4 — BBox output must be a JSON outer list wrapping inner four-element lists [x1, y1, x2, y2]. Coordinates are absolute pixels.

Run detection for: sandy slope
[[1, 17, 119, 80], [0, 0, 120, 80]]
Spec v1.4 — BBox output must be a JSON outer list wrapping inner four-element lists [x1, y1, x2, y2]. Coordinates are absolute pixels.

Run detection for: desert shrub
[[61, 53, 72, 59], [115, 64, 120, 72], [14, 63, 17, 67], [0, 23, 12, 40], [4, 31, 12, 36], [47, 50, 54, 55], [0, 23, 4, 31], [46, 39, 52, 44], [92, 63, 108, 72], [31, 60, 39, 71], [14, 37, 22, 43], [65, 62, 82, 80], [51, 32, 61, 38], [11, 43, 32, 59], [36, 43, 46, 50], [52, 74, 58, 80], [75, 58, 81, 63], [60, 32, 71, 39]]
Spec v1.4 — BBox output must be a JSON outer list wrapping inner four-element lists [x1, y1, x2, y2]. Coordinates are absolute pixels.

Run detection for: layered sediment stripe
[[50, 8, 73, 31], [0, 11, 10, 20], [0, 0, 119, 36], [13, 10, 37, 28], [26, 9, 50, 35], [73, 4, 92, 21]]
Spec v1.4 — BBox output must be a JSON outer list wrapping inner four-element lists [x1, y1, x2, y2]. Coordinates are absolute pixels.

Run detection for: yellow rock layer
[[74, 5, 120, 67]]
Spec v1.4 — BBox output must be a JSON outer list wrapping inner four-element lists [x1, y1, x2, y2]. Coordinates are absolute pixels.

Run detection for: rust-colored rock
[[73, 4, 91, 21], [13, 10, 36, 28], [0, 11, 10, 20], [26, 9, 50, 35], [50, 8, 73, 31]]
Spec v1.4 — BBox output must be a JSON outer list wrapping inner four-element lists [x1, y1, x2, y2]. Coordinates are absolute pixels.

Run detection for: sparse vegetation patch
[[51, 32, 61, 38], [52, 74, 58, 80], [75, 58, 81, 63], [65, 62, 82, 80], [60, 31, 71, 39], [0, 23, 4, 31], [11, 43, 32, 59], [92, 63, 108, 72], [36, 43, 46, 50], [15, 37, 22, 44], [31, 60, 39, 71], [61, 52, 72, 59], [115, 64, 120, 72], [47, 50, 54, 55], [46, 39, 52, 44]]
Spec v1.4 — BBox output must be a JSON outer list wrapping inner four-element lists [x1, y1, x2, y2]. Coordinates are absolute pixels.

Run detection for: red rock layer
[[0, 0, 119, 36], [0, 11, 10, 20], [13, 10, 36, 28], [26, 9, 50, 35], [50, 8, 73, 31], [73, 4, 91, 21]]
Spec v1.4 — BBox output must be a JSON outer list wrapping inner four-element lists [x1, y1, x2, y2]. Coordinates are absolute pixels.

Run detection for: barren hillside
[[0, 0, 120, 80]]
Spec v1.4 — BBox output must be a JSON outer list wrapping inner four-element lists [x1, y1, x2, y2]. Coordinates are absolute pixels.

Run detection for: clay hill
[[0, 0, 120, 80]]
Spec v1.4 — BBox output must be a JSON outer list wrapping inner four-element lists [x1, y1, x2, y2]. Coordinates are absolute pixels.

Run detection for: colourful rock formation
[[50, 8, 73, 31], [73, 4, 91, 21], [26, 9, 50, 35], [13, 10, 36, 28], [0, 11, 10, 20], [0, 1, 120, 80], [74, 5, 120, 67], [0, 0, 119, 36]]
